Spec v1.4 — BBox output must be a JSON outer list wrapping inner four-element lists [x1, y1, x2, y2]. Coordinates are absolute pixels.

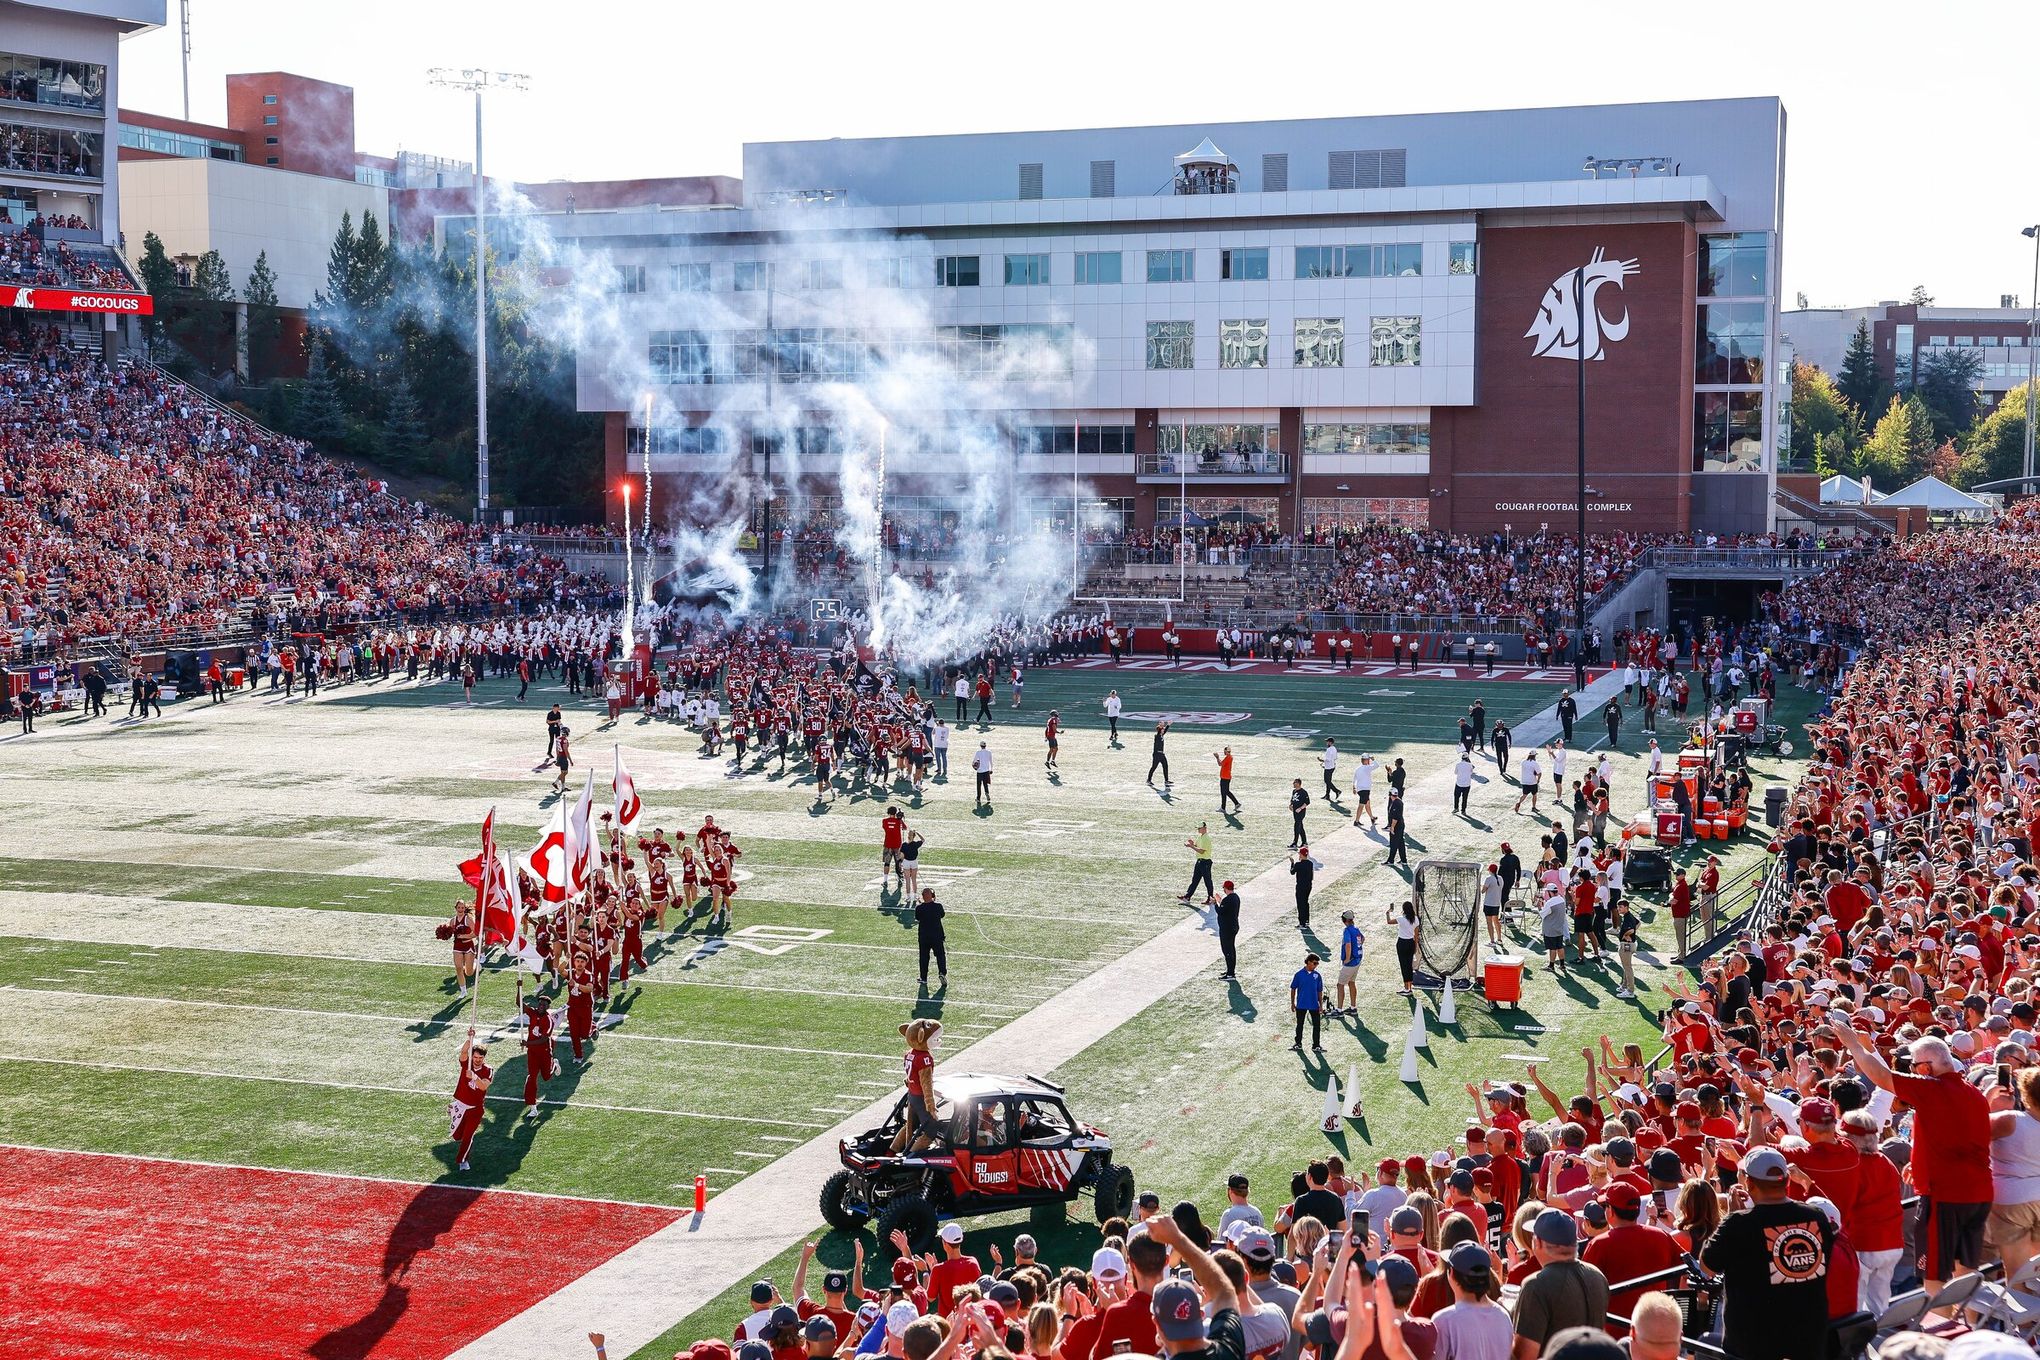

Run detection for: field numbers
[[993, 818, 1097, 842], [1311, 705, 1373, 718], [690, 924, 833, 961]]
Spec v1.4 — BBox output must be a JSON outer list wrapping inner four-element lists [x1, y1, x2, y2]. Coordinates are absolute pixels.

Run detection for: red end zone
[[0, 1146, 681, 1360]]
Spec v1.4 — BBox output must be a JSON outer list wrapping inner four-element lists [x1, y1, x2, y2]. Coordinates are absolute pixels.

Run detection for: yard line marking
[[703, 1168, 748, 1176], [854, 1080, 896, 1088], [755, 1135, 802, 1144], [732, 1151, 775, 1160], [0, 1141, 692, 1212], [0, 1055, 829, 1129], [0, 987, 901, 1063]]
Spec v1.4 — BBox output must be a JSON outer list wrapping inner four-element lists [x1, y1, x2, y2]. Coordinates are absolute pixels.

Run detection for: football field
[[0, 660, 1809, 1360]]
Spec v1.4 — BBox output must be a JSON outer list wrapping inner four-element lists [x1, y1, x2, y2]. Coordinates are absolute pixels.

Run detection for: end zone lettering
[[5, 286, 155, 316]]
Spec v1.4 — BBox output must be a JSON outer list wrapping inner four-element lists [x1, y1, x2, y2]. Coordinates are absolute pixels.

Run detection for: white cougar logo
[[1526, 247, 1641, 361], [9, 287, 30, 308]]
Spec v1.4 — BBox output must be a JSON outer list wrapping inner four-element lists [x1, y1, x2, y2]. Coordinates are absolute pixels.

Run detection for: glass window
[[1694, 391, 1766, 473], [265, 136, 278, 146], [1294, 318, 1345, 367], [1449, 242, 1477, 275], [1218, 319, 1269, 369], [1694, 302, 1766, 384], [864, 257, 911, 288], [1301, 497, 1429, 530], [263, 114, 278, 126], [671, 262, 710, 292], [935, 255, 980, 287], [1074, 251, 1121, 285], [1003, 253, 1050, 286], [1303, 424, 1431, 456], [1146, 320, 1194, 369], [263, 94, 278, 104], [1294, 243, 1420, 279], [1698, 232, 1768, 298], [0, 53, 108, 112], [1369, 315, 1422, 366], [1220, 247, 1268, 281], [611, 264, 647, 294], [0, 121, 104, 177], [1147, 249, 1193, 283], [733, 261, 769, 292]]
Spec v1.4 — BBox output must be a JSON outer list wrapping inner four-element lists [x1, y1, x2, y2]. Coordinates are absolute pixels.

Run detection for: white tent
[[1875, 475, 1992, 516], [1819, 474, 1879, 505], [1174, 137, 1234, 169]]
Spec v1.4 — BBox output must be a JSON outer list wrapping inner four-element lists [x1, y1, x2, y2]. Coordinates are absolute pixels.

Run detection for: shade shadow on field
[[1227, 982, 1256, 1021], [309, 1182, 483, 1360]]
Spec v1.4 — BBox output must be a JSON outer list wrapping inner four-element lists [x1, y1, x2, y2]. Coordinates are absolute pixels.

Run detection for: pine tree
[[1837, 320, 1885, 420], [1907, 284, 1934, 307], [294, 349, 349, 446], [181, 249, 237, 375], [381, 371, 428, 463], [244, 251, 282, 382]]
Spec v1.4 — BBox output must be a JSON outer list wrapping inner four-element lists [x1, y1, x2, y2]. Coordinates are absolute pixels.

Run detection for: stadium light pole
[[2023, 225, 2038, 494], [1573, 265, 1589, 691], [428, 67, 528, 524]]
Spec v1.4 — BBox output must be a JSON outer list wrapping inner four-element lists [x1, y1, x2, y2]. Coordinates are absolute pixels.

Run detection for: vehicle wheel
[[1094, 1163, 1135, 1224], [1030, 1200, 1065, 1233], [876, 1194, 940, 1253], [820, 1170, 869, 1233]]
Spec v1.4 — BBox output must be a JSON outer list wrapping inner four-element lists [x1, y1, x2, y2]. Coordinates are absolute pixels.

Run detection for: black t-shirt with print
[[1698, 1200, 1834, 1360], [1176, 1307, 1244, 1360]]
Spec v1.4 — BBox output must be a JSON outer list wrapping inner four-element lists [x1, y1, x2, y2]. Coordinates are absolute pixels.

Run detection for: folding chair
[[1921, 1270, 1988, 1338], [1829, 1309, 1876, 1360], [1968, 1257, 2040, 1339], [1872, 1288, 1931, 1347]]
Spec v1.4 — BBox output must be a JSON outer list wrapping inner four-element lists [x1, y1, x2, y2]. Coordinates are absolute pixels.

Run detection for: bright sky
[[114, 0, 2040, 311]]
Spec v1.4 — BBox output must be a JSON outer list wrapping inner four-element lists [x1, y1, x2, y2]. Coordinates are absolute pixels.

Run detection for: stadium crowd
[[0, 330, 615, 658], [657, 517, 2040, 1360]]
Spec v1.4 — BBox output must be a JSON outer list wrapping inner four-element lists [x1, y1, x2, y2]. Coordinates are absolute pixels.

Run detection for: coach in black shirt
[[915, 889, 948, 988]]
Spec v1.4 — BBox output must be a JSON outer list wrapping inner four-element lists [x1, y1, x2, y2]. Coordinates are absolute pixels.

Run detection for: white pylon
[[1410, 992, 1430, 1050], [1346, 1065, 1364, 1118], [1399, 1019, 1421, 1081], [1440, 977, 1459, 1025], [1322, 1072, 1343, 1132]]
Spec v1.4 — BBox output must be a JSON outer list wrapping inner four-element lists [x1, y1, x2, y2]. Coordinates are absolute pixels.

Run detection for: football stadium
[[7, 5, 2040, 1360]]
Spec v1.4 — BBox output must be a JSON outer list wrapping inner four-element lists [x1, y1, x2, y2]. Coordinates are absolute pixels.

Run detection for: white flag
[[567, 768, 596, 896], [520, 804, 570, 904], [501, 848, 549, 974], [613, 746, 643, 838]]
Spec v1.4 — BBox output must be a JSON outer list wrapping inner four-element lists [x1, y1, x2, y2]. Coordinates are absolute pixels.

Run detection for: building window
[[265, 136, 278, 145], [935, 255, 980, 287], [1218, 319, 1269, 369], [1155, 425, 1282, 468], [1147, 249, 1193, 283], [1369, 316, 1421, 366], [1294, 318, 1345, 367], [263, 114, 277, 125], [671, 262, 711, 292], [864, 257, 911, 288], [1146, 320, 1194, 369], [1301, 497, 1429, 529], [798, 258, 842, 290], [1694, 390, 1766, 473], [1695, 302, 1766, 384], [1698, 232, 1767, 298], [265, 157, 278, 165], [1003, 253, 1050, 286], [1303, 423, 1431, 457], [263, 94, 277, 104], [1449, 242, 1477, 275], [1074, 251, 1121, 285], [1219, 247, 1268, 281], [611, 264, 647, 295], [1295, 243, 1421, 279], [734, 261, 770, 291]]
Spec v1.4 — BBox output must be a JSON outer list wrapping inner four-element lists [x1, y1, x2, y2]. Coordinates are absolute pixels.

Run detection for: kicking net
[[1411, 859, 1482, 989]]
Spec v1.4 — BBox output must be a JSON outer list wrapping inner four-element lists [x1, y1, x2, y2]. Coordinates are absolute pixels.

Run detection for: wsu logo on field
[[1526, 247, 1641, 361]]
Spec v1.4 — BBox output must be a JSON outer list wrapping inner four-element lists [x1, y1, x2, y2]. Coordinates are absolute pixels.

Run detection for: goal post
[[1411, 859, 1482, 991]]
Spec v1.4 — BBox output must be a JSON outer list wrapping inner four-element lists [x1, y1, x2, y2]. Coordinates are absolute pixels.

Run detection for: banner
[[5, 285, 154, 316]]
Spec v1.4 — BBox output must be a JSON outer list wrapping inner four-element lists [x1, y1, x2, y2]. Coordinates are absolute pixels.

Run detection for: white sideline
[[449, 673, 1623, 1360]]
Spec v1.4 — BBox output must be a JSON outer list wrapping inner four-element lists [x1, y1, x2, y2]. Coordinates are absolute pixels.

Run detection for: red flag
[[458, 856, 485, 889], [521, 804, 571, 903], [479, 847, 517, 946], [613, 746, 643, 838], [464, 808, 496, 899]]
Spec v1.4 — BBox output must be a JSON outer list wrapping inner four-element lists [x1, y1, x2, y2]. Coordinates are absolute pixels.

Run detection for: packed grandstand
[[14, 315, 2040, 1360]]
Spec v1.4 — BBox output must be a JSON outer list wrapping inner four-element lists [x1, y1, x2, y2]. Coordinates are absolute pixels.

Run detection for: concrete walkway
[[450, 668, 1629, 1360]]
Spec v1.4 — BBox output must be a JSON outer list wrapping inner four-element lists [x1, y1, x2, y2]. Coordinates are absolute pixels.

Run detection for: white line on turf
[[0, 1141, 693, 1212], [0, 987, 901, 1063], [0, 1055, 828, 1128]]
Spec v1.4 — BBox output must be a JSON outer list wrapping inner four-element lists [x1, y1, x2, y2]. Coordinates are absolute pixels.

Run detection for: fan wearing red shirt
[[1582, 1183, 1684, 1336], [1086, 1233, 1164, 1360], [925, 1222, 980, 1314], [1833, 1026, 1992, 1287], [880, 809, 907, 884]]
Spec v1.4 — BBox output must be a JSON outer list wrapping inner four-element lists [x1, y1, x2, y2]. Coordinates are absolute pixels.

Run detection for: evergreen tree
[[1789, 361, 1860, 472], [1837, 320, 1885, 419], [244, 251, 282, 383], [1907, 284, 1934, 307], [293, 348, 349, 447], [132, 231, 180, 343], [1915, 347, 1984, 445], [381, 371, 428, 464]]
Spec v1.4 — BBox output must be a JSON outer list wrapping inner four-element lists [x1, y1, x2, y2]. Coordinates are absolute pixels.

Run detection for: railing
[[1136, 451, 1290, 477], [1639, 547, 1858, 575], [1774, 485, 1891, 533]]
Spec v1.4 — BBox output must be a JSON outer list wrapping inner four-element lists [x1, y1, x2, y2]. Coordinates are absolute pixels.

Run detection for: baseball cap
[[1226, 1173, 1250, 1192], [1800, 1097, 1838, 1127], [1447, 1240, 1494, 1280], [1604, 1182, 1642, 1215], [823, 1271, 849, 1294], [1152, 1279, 1207, 1341], [1542, 1328, 1629, 1360], [1341, 909, 1355, 922], [885, 1302, 920, 1334], [1237, 1228, 1277, 1262], [1378, 1158, 1401, 1176], [1375, 1255, 1419, 1292], [689, 1343, 734, 1360], [1579, 1201, 1608, 1229], [802, 1317, 839, 1343], [938, 1222, 964, 1244], [890, 1259, 918, 1286], [1533, 1208, 1579, 1247], [1947, 1335, 2040, 1360], [1091, 1247, 1128, 1280], [1449, 1168, 1475, 1192], [1137, 1191, 1162, 1210], [1741, 1147, 1789, 1183], [854, 1303, 883, 1331], [1388, 1205, 1425, 1236], [737, 1344, 773, 1360], [768, 1306, 800, 1331], [751, 1282, 775, 1305], [1648, 1149, 1684, 1182], [1675, 1100, 1703, 1122]]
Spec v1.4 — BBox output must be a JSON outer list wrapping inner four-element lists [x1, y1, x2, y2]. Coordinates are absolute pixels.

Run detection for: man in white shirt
[[971, 742, 994, 807], [1514, 750, 1543, 815], [1549, 742, 1568, 797], [931, 719, 950, 779], [1103, 689, 1123, 745], [1452, 753, 1476, 815], [952, 673, 970, 723], [1352, 754, 1377, 828], [1320, 739, 1340, 801]]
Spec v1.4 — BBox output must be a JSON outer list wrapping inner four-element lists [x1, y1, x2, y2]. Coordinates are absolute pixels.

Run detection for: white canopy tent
[[1875, 475, 1993, 518], [1818, 474, 1880, 505]]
